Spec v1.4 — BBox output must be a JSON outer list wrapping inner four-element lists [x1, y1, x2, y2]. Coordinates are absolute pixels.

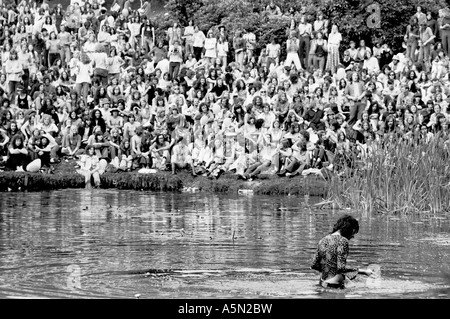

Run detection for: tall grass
[[326, 138, 450, 215]]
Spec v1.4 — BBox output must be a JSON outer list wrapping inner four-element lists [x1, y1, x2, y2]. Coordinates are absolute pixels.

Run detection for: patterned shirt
[[311, 233, 358, 282]]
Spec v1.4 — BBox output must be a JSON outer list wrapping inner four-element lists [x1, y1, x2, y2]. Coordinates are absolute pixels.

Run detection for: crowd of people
[[0, 0, 450, 187]]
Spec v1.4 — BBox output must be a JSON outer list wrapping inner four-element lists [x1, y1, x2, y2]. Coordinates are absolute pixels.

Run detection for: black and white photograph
[[0, 0, 449, 304]]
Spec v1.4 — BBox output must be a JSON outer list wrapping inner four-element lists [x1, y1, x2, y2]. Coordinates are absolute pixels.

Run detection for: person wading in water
[[311, 214, 373, 288]]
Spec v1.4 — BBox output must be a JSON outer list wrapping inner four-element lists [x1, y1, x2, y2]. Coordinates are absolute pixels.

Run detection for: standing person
[[17, 43, 32, 93], [313, 11, 328, 36], [107, 46, 125, 81], [192, 25, 205, 61], [204, 29, 217, 65], [98, 24, 112, 54], [311, 214, 373, 288], [326, 24, 342, 74], [4, 49, 23, 102], [285, 30, 301, 71], [217, 35, 229, 71], [345, 72, 367, 125], [128, 15, 143, 50], [92, 44, 109, 87], [53, 4, 65, 32], [439, 8, 450, 56], [243, 29, 256, 64], [46, 31, 61, 68], [298, 14, 312, 70], [415, 6, 427, 26], [84, 32, 99, 55], [32, 32, 47, 68], [233, 30, 245, 68], [141, 17, 155, 53], [419, 21, 436, 65], [151, 40, 168, 65], [183, 20, 195, 57], [42, 16, 58, 36], [75, 52, 93, 105], [426, 11, 438, 39], [58, 25, 72, 67], [312, 31, 327, 72], [168, 39, 183, 81], [167, 22, 182, 46], [266, 36, 281, 69], [405, 16, 419, 62]]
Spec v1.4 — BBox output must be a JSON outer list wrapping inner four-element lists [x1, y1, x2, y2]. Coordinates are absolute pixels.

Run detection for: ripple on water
[[0, 190, 450, 298]]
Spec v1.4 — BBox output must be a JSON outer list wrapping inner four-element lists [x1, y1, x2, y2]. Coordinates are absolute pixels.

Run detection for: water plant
[[325, 136, 450, 215]]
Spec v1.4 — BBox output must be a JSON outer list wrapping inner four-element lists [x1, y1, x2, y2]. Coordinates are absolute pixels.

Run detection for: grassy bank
[[0, 158, 327, 195]]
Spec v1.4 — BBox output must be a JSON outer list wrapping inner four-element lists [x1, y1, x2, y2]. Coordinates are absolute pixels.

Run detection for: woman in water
[[311, 214, 373, 288]]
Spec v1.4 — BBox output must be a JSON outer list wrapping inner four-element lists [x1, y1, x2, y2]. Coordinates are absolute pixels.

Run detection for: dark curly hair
[[331, 214, 359, 240]]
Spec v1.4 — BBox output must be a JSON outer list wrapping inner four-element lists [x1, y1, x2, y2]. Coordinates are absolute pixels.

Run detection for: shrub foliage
[[159, 0, 448, 56]]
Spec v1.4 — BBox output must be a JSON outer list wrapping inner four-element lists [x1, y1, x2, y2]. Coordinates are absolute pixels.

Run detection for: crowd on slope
[[0, 0, 449, 187]]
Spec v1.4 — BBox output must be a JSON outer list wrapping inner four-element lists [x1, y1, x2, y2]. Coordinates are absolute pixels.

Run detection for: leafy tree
[[324, 0, 447, 50], [155, 0, 449, 57], [164, 0, 204, 25]]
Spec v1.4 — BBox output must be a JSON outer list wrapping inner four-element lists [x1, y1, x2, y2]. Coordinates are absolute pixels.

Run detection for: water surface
[[0, 190, 449, 299]]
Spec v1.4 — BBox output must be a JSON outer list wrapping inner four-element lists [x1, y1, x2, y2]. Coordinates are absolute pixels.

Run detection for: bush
[[158, 0, 449, 58]]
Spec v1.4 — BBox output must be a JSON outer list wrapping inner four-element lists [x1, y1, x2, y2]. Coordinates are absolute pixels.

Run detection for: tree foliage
[[163, 0, 204, 25], [324, 0, 448, 50], [156, 0, 449, 56]]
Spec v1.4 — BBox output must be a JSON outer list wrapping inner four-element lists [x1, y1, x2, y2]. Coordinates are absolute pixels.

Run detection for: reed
[[326, 138, 450, 215]]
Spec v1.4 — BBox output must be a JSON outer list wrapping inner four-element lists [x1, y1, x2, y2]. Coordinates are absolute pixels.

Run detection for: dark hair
[[255, 118, 265, 130], [300, 129, 310, 141], [85, 145, 95, 153], [331, 214, 359, 240]]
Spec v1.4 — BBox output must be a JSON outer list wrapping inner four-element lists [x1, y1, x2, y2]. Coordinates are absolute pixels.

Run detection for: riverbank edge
[[0, 170, 328, 196]]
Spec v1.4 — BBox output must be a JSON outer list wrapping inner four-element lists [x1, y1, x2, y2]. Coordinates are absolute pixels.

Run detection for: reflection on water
[[0, 190, 449, 299]]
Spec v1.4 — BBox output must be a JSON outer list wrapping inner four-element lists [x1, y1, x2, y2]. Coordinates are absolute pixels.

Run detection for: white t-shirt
[[91, 52, 108, 70], [266, 43, 281, 58], [244, 32, 256, 50], [193, 30, 206, 47], [217, 42, 229, 57], [155, 58, 170, 75], [184, 25, 195, 43], [75, 61, 93, 84]]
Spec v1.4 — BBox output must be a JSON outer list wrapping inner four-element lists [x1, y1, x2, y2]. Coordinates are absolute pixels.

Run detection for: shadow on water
[[0, 190, 449, 298]]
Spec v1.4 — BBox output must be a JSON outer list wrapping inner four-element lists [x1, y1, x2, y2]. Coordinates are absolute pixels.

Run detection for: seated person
[[35, 132, 59, 168], [6, 134, 29, 171], [132, 126, 153, 169], [117, 139, 133, 171], [76, 145, 108, 188], [61, 126, 84, 158], [170, 136, 194, 175]]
